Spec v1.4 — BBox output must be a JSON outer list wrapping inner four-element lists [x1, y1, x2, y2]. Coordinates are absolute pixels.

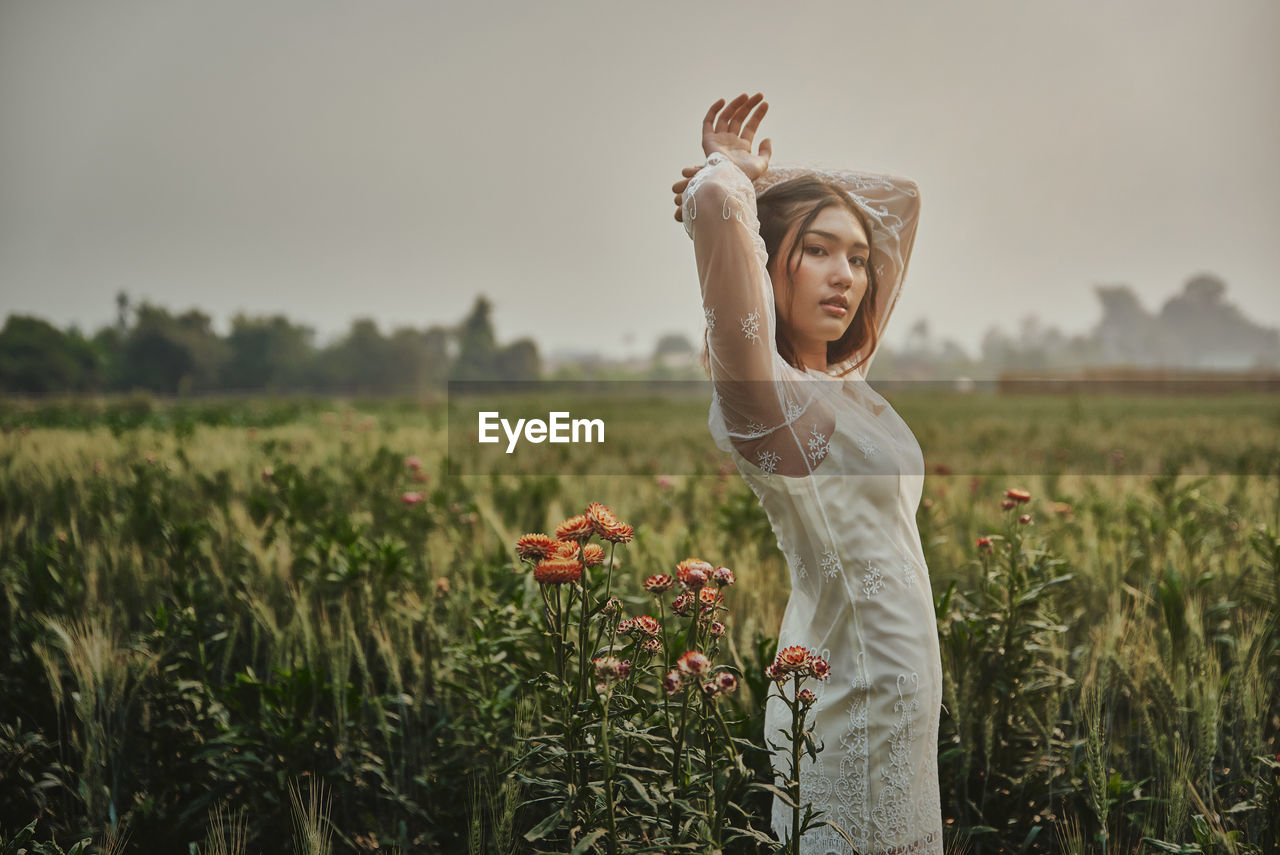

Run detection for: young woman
[[673, 93, 942, 854]]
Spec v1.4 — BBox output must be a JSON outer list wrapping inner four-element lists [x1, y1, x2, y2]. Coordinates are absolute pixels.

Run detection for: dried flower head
[[798, 688, 817, 707], [677, 650, 711, 678], [640, 637, 662, 654], [671, 592, 695, 617], [533, 557, 583, 586], [698, 587, 723, 608], [593, 656, 632, 681], [1000, 499, 1017, 510], [402, 491, 425, 506], [434, 577, 450, 597], [676, 558, 713, 590], [615, 618, 635, 636], [583, 543, 606, 567], [585, 502, 634, 543], [1018, 514, 1032, 525], [808, 656, 831, 681], [1005, 488, 1032, 503], [663, 670, 684, 695], [555, 515, 594, 543], [976, 536, 995, 553], [515, 533, 558, 561], [601, 597, 622, 617], [714, 671, 738, 694], [643, 574, 675, 594], [405, 455, 422, 471], [632, 615, 661, 637], [776, 645, 812, 673], [764, 663, 785, 683], [712, 566, 735, 586], [708, 621, 726, 638]]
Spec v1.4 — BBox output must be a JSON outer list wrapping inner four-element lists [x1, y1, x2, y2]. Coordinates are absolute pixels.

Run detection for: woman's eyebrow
[[804, 229, 869, 251]]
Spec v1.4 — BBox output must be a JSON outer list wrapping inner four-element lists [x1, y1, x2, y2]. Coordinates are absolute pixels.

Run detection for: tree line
[[0, 293, 539, 397]]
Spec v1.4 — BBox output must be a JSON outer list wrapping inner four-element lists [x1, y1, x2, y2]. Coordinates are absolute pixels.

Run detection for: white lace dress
[[681, 153, 943, 854]]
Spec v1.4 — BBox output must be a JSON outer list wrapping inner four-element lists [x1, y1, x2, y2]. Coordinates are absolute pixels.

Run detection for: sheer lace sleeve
[[755, 165, 921, 379], [682, 152, 831, 478]]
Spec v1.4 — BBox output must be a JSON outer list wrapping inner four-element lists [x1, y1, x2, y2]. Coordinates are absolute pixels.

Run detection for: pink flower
[[671, 593, 695, 617], [663, 670, 684, 695], [676, 558, 713, 590], [976, 536, 995, 553], [714, 672, 738, 694], [1018, 514, 1032, 525], [808, 656, 831, 681], [632, 615, 661, 637], [775, 645, 811, 673], [434, 577, 450, 597], [404, 455, 422, 472], [677, 650, 711, 678], [1001, 499, 1017, 510], [640, 637, 662, 654], [708, 621, 726, 638], [402, 491, 425, 506], [797, 689, 817, 707], [615, 618, 635, 636], [593, 656, 631, 681], [657, 475, 674, 489], [712, 566, 735, 586]]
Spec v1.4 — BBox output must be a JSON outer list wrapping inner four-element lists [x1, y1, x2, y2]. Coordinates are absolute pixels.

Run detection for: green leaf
[[523, 806, 569, 842], [567, 829, 607, 855]]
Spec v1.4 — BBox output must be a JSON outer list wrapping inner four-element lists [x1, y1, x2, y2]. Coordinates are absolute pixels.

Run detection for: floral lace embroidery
[[784, 399, 804, 423], [832, 650, 871, 851], [807, 425, 831, 466], [871, 673, 922, 849], [856, 433, 878, 460], [821, 549, 842, 579], [704, 306, 716, 331], [741, 310, 762, 343], [790, 550, 808, 580], [757, 449, 781, 476], [862, 561, 885, 598]]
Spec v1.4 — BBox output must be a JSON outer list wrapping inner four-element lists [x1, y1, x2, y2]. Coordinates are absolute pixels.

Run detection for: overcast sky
[[2, 1, 1278, 360]]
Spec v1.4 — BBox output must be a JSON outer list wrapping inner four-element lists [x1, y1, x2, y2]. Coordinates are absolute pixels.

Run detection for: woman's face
[[767, 204, 870, 360]]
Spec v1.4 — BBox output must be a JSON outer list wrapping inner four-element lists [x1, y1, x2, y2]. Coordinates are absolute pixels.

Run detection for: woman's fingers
[[713, 93, 749, 135], [727, 93, 762, 134], [741, 100, 768, 144]]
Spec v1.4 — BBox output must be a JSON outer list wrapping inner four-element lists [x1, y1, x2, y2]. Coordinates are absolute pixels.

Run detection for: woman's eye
[[850, 257, 867, 267], [804, 245, 826, 256]]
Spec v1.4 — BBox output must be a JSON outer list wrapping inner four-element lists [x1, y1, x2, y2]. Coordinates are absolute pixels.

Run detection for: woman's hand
[[703, 93, 772, 180], [672, 93, 773, 222]]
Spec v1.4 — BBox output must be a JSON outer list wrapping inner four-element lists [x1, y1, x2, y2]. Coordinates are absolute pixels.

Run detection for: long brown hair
[[700, 176, 879, 377]]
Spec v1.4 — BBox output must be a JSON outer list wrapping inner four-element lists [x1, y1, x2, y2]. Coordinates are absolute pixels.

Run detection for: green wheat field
[[1, 389, 1278, 854]]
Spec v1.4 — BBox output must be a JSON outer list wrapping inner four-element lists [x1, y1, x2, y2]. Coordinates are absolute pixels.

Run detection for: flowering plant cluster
[[509, 502, 814, 853]]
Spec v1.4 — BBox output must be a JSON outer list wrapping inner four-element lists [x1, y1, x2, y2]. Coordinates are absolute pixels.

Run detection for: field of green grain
[[1, 391, 1277, 854]]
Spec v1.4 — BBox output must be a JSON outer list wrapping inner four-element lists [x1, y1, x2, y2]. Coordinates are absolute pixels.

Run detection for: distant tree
[[0, 315, 100, 395], [119, 303, 228, 395], [449, 296, 498, 382], [220, 313, 315, 392], [653, 333, 694, 359]]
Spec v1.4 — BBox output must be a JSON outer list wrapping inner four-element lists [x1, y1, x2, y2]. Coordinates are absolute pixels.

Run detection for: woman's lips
[[820, 302, 848, 317]]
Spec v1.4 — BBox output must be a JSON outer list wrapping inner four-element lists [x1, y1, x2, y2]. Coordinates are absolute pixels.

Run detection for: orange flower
[[585, 502, 633, 543], [583, 543, 605, 567], [1005, 488, 1031, 503], [515, 533, 558, 561], [698, 587, 723, 608], [976, 536, 995, 553], [671, 592, 695, 617], [712, 566, 735, 586], [1000, 499, 1017, 510], [808, 656, 831, 681], [555, 515, 594, 542], [533, 557, 582, 585]]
